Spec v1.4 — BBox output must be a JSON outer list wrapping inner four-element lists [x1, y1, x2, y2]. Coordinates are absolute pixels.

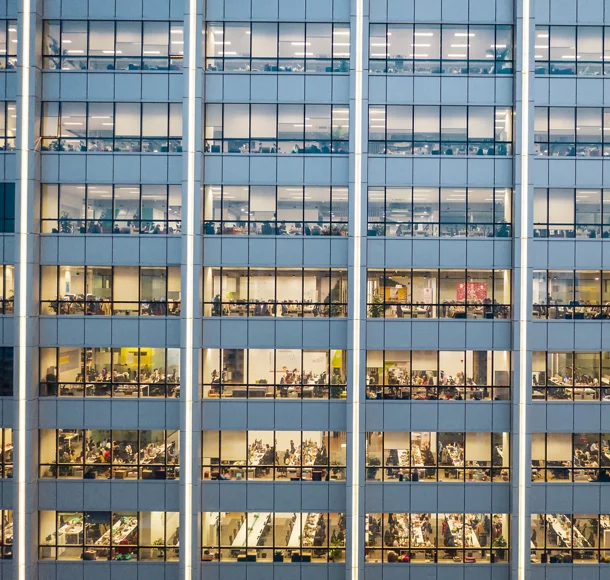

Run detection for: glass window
[[42, 20, 183, 71]]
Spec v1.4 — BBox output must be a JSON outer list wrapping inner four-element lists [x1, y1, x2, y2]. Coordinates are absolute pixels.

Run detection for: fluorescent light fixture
[[411, 43, 431, 47], [455, 33, 475, 37], [448, 53, 467, 58], [414, 32, 434, 37]]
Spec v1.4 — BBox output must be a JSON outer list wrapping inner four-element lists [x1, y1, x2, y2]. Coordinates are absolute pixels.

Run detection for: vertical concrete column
[[181, 0, 204, 578], [513, 0, 534, 578]]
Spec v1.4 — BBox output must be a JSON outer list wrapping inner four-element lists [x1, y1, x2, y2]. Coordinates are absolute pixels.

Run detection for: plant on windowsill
[[366, 456, 381, 480], [330, 374, 343, 399], [495, 220, 510, 238], [369, 293, 384, 318], [153, 537, 165, 558], [493, 535, 507, 561], [328, 539, 344, 562], [59, 211, 73, 234]]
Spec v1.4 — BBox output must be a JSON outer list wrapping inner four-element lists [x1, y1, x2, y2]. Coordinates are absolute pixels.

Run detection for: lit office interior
[[40, 266, 181, 316], [533, 188, 610, 239], [530, 514, 610, 564], [367, 269, 511, 319], [201, 512, 346, 562], [533, 271, 610, 319], [365, 350, 511, 400], [39, 347, 180, 398], [39, 511, 179, 561], [202, 431, 346, 481], [42, 21, 184, 71], [202, 348, 347, 399], [203, 267, 347, 317], [368, 23, 513, 75], [205, 22, 351, 73], [367, 186, 512, 238], [532, 433, 610, 482], [39, 429, 179, 480], [532, 351, 610, 400], [41, 184, 182, 235], [365, 513, 510, 563], [203, 185, 348, 236], [365, 432, 509, 482]]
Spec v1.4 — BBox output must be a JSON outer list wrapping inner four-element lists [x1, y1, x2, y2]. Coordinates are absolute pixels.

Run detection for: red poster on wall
[[456, 282, 488, 301]]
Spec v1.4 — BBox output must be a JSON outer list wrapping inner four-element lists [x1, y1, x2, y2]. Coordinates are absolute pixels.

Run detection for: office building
[[0, 0, 607, 579]]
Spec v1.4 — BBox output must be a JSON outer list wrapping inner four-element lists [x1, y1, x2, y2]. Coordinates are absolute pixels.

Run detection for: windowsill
[[368, 72, 513, 77], [40, 151, 182, 155], [536, 155, 610, 160], [204, 152, 348, 156], [43, 69, 183, 74], [206, 70, 349, 75], [368, 154, 511, 159]]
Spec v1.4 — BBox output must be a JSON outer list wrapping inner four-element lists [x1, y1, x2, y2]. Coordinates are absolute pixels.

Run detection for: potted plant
[[369, 293, 384, 318], [493, 535, 507, 561], [153, 537, 164, 558], [330, 374, 344, 399], [328, 539, 344, 562], [366, 456, 381, 480], [59, 211, 73, 234], [330, 459, 343, 480], [495, 220, 510, 238]]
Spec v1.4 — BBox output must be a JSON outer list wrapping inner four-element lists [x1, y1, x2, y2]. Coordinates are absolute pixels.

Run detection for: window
[[369, 24, 512, 75], [0, 511, 12, 559], [203, 431, 346, 480], [0, 429, 11, 478], [203, 267, 347, 317], [531, 514, 610, 563], [39, 347, 180, 398], [205, 22, 350, 73], [531, 351, 610, 400], [201, 512, 346, 562], [40, 429, 179, 479], [39, 511, 179, 560], [204, 104, 349, 154], [366, 432, 509, 482], [533, 188, 610, 238], [366, 513, 509, 563], [368, 186, 511, 238], [367, 269, 511, 319], [368, 105, 512, 155], [0, 348, 13, 396], [532, 271, 610, 319], [203, 185, 347, 236], [203, 349, 347, 399], [365, 350, 511, 401], [41, 184, 181, 235], [533, 106, 610, 156], [532, 433, 610, 482], [41, 102, 182, 152], [0, 184, 14, 233], [43, 20, 183, 71], [0, 102, 16, 151], [40, 266, 180, 316], [0, 21, 16, 70], [0, 266, 14, 316], [533, 25, 610, 76]]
